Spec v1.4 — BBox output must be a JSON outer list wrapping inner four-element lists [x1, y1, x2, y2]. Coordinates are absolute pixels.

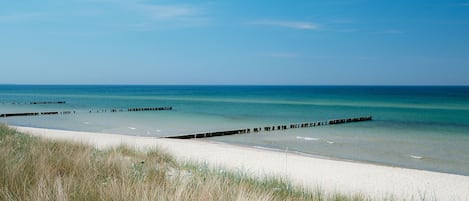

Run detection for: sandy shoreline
[[14, 126, 469, 201]]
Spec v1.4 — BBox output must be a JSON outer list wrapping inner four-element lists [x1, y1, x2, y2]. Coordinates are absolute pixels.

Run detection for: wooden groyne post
[[2, 101, 67, 105], [1, 106, 173, 118], [0, 111, 73, 118], [328, 116, 372, 124], [165, 116, 372, 139], [127, 107, 172, 112], [0, 112, 40, 117], [30, 101, 66, 105]]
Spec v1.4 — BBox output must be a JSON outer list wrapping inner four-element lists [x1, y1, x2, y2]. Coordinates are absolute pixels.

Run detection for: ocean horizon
[[1, 85, 468, 176]]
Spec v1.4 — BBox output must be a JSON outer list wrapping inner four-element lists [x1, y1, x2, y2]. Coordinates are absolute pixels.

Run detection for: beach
[[3, 0, 469, 199], [15, 126, 469, 201]]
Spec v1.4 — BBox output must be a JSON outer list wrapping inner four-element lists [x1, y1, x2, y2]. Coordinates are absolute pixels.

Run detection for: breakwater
[[0, 111, 74, 118], [1, 101, 66, 105], [30, 101, 66, 105], [127, 107, 172, 112], [166, 116, 372, 139], [0, 106, 172, 118]]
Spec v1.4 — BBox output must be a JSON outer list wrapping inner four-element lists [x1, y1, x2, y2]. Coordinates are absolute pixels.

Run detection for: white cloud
[[99, 1, 210, 28], [75, 0, 211, 30], [249, 20, 319, 30], [88, 0, 207, 21]]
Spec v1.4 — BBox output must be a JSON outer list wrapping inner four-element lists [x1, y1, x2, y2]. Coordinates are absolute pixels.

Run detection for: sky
[[1, 0, 469, 85]]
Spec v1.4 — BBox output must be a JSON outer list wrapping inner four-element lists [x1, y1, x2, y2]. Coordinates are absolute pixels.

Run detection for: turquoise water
[[1, 85, 468, 175]]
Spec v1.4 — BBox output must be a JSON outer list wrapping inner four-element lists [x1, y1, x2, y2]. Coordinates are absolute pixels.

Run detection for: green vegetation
[[0, 124, 369, 201]]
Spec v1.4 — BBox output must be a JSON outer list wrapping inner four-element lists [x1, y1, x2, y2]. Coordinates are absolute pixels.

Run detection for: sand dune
[[15, 126, 469, 201]]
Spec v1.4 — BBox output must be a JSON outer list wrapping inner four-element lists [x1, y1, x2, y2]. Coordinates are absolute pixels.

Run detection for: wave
[[295, 136, 338, 145], [409, 155, 423, 159], [252, 146, 284, 152], [296, 136, 320, 141]]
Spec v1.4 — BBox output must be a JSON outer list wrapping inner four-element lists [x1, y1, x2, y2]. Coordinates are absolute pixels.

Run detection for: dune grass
[[0, 124, 371, 201]]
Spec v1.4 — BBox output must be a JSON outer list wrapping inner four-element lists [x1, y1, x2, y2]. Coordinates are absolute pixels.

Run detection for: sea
[[1, 85, 468, 176]]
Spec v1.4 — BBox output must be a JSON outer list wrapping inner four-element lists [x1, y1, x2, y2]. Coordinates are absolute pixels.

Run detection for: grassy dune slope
[[0, 124, 368, 201]]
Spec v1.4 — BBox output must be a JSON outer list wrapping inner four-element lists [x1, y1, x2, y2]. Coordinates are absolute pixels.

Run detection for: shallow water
[[1, 85, 468, 175]]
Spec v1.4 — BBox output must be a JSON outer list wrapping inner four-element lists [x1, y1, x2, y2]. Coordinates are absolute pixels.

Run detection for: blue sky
[[1, 0, 469, 85]]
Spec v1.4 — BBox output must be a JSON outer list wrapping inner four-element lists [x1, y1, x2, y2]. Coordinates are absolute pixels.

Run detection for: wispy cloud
[[102, 1, 210, 29], [249, 20, 319, 30], [135, 3, 211, 28], [317, 18, 361, 33], [78, 0, 209, 25]]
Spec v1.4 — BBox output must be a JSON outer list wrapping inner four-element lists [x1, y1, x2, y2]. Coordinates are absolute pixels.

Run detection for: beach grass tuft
[[0, 123, 373, 201]]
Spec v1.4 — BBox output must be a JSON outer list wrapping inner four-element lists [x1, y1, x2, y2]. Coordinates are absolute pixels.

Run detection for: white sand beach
[[15, 126, 469, 201]]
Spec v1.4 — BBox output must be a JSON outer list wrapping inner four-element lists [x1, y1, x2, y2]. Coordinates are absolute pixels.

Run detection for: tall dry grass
[[0, 124, 370, 201]]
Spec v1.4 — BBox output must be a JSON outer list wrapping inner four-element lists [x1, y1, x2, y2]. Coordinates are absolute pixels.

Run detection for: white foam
[[296, 136, 319, 141], [252, 146, 283, 152], [128, 127, 137, 130], [326, 141, 335, 144], [156, 129, 161, 132], [83, 122, 90, 125], [304, 137, 319, 141], [409, 155, 423, 159]]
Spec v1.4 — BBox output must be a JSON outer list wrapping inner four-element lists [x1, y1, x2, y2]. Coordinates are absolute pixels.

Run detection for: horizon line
[[1, 83, 468, 87]]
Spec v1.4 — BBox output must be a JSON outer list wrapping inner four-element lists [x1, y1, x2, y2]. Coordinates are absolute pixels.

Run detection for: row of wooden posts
[[0, 111, 74, 118], [127, 107, 172, 112], [0, 106, 172, 118], [166, 116, 373, 139], [31, 101, 66, 105], [1, 101, 66, 105], [329, 116, 372, 124]]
